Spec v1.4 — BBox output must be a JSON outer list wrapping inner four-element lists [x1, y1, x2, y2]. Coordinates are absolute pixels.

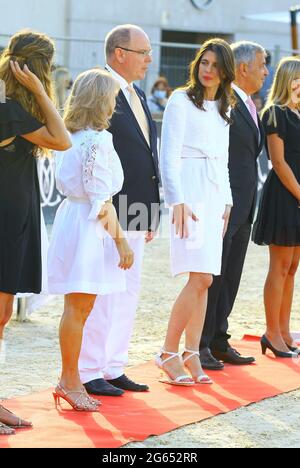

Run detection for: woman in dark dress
[[0, 30, 71, 435], [253, 57, 300, 358]]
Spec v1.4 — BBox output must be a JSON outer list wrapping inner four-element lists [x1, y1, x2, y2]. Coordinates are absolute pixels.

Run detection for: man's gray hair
[[231, 41, 266, 66], [105, 24, 144, 60]]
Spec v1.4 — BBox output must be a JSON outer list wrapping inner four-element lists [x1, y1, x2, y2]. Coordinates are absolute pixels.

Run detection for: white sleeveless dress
[[48, 129, 126, 295]]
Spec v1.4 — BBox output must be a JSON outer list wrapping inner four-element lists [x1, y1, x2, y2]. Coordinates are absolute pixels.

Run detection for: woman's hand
[[291, 79, 300, 105], [222, 205, 232, 238], [145, 231, 156, 243], [115, 238, 134, 270], [172, 203, 199, 239], [10, 61, 46, 97]]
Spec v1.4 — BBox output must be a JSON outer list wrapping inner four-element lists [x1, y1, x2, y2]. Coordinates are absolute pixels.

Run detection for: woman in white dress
[[48, 69, 134, 411], [158, 39, 236, 386]]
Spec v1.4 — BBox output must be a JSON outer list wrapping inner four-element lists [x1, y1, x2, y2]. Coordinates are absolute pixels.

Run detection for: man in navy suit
[[79, 25, 160, 396]]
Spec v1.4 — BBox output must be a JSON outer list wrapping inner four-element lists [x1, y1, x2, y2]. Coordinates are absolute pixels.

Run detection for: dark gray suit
[[200, 91, 265, 352]]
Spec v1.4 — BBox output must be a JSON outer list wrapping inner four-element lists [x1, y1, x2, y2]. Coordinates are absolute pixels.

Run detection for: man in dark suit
[[200, 41, 269, 369], [79, 25, 160, 396]]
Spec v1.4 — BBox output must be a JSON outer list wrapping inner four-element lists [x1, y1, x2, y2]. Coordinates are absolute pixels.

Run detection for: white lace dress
[[48, 129, 125, 295]]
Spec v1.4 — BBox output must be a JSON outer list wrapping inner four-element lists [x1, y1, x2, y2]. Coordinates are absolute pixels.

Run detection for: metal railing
[[1, 32, 296, 92]]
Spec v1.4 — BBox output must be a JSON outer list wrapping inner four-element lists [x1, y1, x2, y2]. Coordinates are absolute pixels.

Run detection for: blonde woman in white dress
[[158, 39, 236, 386], [48, 69, 134, 411]]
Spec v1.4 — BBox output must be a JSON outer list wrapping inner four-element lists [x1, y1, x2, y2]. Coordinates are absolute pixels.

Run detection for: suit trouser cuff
[[103, 367, 124, 381]]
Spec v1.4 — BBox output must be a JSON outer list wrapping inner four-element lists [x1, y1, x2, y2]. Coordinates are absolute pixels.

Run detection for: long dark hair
[[184, 38, 236, 124], [0, 30, 55, 123], [0, 29, 55, 155]]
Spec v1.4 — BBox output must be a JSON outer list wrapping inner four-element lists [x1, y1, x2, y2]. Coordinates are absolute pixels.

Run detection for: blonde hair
[[0, 29, 55, 124], [262, 56, 300, 126], [64, 68, 119, 133]]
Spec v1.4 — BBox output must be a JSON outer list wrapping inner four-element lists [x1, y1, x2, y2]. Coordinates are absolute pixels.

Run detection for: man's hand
[[222, 205, 232, 238]]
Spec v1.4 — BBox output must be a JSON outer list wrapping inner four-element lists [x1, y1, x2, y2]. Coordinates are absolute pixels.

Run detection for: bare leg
[[0, 293, 14, 340], [280, 247, 300, 348], [0, 293, 31, 429], [264, 246, 293, 353], [59, 293, 96, 392], [162, 273, 212, 380], [184, 275, 211, 377]]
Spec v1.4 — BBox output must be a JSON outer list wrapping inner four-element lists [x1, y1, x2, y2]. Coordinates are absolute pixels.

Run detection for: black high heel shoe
[[286, 344, 300, 354], [261, 336, 298, 358]]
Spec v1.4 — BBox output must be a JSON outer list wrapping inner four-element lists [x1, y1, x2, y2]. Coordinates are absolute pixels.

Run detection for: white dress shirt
[[232, 83, 261, 140], [232, 83, 250, 109], [106, 64, 131, 104]]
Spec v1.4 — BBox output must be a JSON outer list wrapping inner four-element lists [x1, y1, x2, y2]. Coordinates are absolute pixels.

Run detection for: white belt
[[67, 197, 90, 205], [181, 150, 221, 191]]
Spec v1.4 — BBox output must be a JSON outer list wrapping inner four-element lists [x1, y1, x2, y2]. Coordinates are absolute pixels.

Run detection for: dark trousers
[[200, 221, 252, 352]]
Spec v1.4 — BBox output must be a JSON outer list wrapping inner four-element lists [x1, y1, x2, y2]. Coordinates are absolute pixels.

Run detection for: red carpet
[[1, 336, 299, 448]]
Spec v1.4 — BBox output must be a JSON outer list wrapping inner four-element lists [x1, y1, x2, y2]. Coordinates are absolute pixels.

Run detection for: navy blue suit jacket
[[108, 85, 160, 231], [229, 92, 265, 225]]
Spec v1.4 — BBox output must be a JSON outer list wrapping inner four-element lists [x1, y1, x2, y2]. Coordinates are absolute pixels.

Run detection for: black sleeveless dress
[[253, 105, 300, 246], [0, 99, 44, 294]]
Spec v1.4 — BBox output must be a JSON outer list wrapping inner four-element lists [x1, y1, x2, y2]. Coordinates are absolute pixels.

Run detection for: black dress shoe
[[212, 347, 256, 365], [84, 379, 124, 397], [107, 375, 149, 392], [200, 348, 225, 370]]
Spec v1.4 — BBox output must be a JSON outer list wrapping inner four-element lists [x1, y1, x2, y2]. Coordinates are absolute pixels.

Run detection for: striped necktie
[[246, 97, 259, 128], [127, 85, 150, 146]]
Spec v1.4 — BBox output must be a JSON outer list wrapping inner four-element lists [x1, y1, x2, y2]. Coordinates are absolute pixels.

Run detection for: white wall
[[67, 0, 297, 88], [0, 0, 295, 46], [0, 0, 67, 37]]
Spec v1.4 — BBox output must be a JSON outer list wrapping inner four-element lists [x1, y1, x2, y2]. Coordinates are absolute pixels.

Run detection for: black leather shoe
[[286, 343, 300, 354], [200, 348, 225, 370], [107, 375, 149, 392], [212, 347, 256, 365], [261, 336, 297, 358], [84, 379, 125, 397]]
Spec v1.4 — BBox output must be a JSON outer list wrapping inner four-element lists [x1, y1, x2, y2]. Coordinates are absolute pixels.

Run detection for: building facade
[[0, 0, 297, 89]]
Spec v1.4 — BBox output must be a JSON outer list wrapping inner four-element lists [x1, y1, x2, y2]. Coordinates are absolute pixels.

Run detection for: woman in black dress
[[0, 30, 71, 435], [253, 57, 300, 358]]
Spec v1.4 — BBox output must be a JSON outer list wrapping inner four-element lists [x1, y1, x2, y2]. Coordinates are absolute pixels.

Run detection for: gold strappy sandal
[[53, 384, 101, 412]]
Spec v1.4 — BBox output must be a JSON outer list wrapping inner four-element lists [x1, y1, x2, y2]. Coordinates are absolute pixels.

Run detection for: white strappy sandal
[[0, 421, 15, 436], [182, 349, 213, 385], [155, 350, 195, 386], [0, 405, 32, 429]]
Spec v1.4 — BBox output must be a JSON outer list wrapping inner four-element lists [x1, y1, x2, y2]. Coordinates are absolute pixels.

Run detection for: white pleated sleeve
[[82, 133, 119, 221]]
